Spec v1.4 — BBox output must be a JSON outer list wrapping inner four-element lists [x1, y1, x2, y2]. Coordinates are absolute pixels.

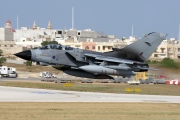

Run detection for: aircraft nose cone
[[14, 50, 31, 60]]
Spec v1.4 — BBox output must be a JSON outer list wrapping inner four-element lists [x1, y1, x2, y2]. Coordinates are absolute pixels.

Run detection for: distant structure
[[0, 20, 15, 41], [5, 20, 11, 28], [32, 21, 37, 30], [0, 20, 19, 56], [14, 21, 56, 48], [5, 20, 16, 32], [47, 21, 52, 30]]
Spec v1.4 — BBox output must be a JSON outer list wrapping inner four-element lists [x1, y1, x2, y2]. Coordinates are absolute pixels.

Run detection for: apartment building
[[149, 39, 180, 60]]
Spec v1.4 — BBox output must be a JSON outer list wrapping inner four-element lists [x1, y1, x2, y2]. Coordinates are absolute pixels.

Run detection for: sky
[[0, 0, 180, 39]]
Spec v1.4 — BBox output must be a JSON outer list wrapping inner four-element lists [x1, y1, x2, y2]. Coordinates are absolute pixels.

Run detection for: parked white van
[[0, 66, 17, 78]]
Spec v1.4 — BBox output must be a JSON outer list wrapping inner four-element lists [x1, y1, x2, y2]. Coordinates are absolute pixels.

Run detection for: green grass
[[147, 58, 180, 69], [0, 81, 180, 96], [0, 102, 180, 120]]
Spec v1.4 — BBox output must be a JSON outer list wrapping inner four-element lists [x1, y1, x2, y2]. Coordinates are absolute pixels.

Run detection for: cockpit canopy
[[40, 44, 74, 50]]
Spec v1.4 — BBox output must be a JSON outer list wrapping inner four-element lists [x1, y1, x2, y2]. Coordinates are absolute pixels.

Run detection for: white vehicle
[[8, 71, 17, 78], [0, 66, 17, 78], [127, 80, 140, 85], [40, 71, 56, 78]]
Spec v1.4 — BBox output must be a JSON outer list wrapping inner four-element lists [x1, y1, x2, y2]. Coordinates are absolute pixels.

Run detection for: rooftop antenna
[[132, 24, 134, 37], [179, 24, 180, 40], [17, 15, 19, 29], [72, 6, 74, 29]]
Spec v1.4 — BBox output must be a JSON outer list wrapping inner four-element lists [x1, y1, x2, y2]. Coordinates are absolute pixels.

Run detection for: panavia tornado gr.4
[[14, 32, 167, 79]]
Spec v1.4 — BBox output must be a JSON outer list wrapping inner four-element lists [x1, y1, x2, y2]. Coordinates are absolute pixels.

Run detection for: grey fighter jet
[[14, 32, 167, 79]]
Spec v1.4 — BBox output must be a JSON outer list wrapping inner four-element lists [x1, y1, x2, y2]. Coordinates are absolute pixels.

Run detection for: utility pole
[[72, 6, 74, 29], [17, 15, 19, 30], [179, 24, 180, 40], [132, 24, 133, 37]]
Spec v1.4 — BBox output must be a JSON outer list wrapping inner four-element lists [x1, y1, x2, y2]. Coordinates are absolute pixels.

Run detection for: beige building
[[59, 42, 116, 52], [149, 39, 180, 60], [149, 40, 168, 60], [95, 42, 115, 52], [167, 40, 180, 59], [0, 41, 22, 56]]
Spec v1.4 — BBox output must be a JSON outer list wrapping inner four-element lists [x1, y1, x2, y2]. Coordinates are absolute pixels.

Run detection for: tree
[[0, 49, 3, 56], [41, 41, 49, 46], [161, 58, 179, 69], [0, 57, 6, 66], [41, 41, 58, 46], [24, 60, 32, 71], [33, 47, 39, 49], [121, 37, 126, 41], [0, 49, 6, 66], [49, 41, 58, 44]]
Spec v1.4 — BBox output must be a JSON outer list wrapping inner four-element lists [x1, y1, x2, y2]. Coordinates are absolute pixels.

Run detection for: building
[[149, 39, 180, 60], [0, 20, 20, 56], [0, 20, 15, 41], [149, 40, 168, 60], [14, 21, 56, 45], [0, 41, 21, 56], [167, 39, 180, 59], [14, 23, 121, 50], [1, 20, 179, 60]]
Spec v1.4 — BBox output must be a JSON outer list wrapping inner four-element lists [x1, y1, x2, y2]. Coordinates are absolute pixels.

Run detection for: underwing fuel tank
[[79, 65, 136, 76], [105, 64, 131, 70], [36, 62, 50, 66], [63, 69, 114, 79]]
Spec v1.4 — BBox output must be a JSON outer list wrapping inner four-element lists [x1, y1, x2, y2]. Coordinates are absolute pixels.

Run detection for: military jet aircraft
[[14, 32, 167, 79]]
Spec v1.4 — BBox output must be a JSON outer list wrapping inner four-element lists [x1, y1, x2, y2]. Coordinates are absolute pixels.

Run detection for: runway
[[0, 86, 180, 103]]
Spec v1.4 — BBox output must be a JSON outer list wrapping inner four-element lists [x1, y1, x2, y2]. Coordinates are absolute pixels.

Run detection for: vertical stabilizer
[[122, 32, 167, 61]]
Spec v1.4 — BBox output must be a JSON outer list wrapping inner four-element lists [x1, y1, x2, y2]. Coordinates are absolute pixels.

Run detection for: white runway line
[[0, 86, 180, 103]]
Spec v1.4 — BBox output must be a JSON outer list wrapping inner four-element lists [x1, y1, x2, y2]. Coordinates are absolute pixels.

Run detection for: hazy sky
[[0, 0, 180, 39]]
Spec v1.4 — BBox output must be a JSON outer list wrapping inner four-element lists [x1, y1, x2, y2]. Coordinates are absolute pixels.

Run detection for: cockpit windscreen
[[40, 44, 73, 50]]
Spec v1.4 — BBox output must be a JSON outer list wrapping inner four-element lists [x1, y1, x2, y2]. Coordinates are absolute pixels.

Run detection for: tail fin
[[122, 32, 167, 61]]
